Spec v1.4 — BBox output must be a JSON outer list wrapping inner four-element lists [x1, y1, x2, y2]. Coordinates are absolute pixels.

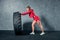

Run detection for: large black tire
[[13, 12, 23, 35]]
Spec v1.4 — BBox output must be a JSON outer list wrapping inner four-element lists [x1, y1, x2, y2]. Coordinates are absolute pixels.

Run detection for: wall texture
[[0, 0, 60, 31]]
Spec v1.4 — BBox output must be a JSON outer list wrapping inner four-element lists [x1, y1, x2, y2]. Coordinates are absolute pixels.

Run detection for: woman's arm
[[21, 11, 30, 15]]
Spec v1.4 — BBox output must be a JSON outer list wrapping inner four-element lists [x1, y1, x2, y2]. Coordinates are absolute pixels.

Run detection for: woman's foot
[[40, 32, 45, 35], [30, 32, 35, 35]]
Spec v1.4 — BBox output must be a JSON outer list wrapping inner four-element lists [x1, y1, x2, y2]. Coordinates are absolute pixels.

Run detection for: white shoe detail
[[30, 32, 35, 35], [40, 32, 45, 35]]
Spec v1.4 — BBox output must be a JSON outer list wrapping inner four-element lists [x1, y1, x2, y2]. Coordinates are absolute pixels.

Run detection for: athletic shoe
[[30, 32, 35, 35], [40, 32, 45, 35]]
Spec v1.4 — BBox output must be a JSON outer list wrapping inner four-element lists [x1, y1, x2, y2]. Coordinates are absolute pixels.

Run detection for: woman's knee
[[32, 20, 36, 26], [32, 23, 35, 26]]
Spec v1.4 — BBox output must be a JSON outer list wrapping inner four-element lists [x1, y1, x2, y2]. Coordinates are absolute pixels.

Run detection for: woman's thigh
[[37, 20, 41, 25]]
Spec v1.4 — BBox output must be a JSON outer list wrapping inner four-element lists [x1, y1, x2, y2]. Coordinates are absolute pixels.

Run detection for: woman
[[21, 6, 45, 35]]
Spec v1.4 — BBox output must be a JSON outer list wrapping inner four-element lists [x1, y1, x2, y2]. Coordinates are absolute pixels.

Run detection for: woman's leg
[[30, 20, 36, 34], [32, 20, 36, 32], [37, 20, 45, 35], [37, 20, 44, 32]]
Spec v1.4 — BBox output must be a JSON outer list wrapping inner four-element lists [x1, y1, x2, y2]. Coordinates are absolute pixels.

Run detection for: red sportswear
[[21, 9, 40, 21]]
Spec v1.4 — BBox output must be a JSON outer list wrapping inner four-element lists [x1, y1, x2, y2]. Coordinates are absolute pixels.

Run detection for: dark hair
[[26, 6, 31, 9]]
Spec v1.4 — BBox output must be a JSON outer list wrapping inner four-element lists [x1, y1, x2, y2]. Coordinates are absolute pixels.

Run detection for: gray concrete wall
[[0, 0, 60, 31]]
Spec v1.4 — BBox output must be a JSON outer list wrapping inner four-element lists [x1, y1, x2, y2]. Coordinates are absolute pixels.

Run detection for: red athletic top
[[21, 9, 40, 21], [21, 9, 36, 18]]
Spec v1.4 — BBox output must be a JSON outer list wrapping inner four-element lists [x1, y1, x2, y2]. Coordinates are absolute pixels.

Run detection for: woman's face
[[26, 8, 30, 11]]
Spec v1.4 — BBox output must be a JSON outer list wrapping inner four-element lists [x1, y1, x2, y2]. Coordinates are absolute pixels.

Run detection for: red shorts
[[33, 15, 40, 21]]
